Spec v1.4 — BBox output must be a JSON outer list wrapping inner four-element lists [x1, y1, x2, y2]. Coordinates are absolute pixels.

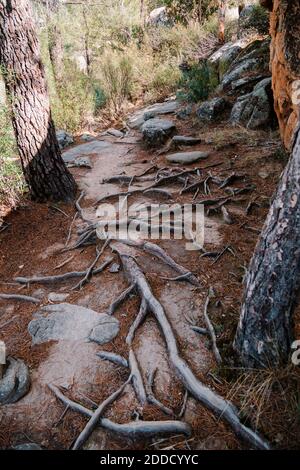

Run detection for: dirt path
[[0, 103, 288, 450]]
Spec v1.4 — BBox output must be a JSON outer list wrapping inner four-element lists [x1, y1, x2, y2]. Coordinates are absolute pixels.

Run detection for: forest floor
[[0, 101, 300, 450]]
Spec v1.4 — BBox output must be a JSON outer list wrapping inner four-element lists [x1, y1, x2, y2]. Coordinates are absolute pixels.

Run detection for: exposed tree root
[[202, 292, 222, 365], [117, 240, 200, 287], [129, 349, 147, 405], [72, 239, 111, 291], [146, 369, 174, 416], [96, 351, 129, 369], [112, 248, 270, 450], [0, 293, 40, 304], [108, 283, 136, 315], [72, 377, 132, 450], [126, 298, 148, 345], [14, 258, 113, 285]]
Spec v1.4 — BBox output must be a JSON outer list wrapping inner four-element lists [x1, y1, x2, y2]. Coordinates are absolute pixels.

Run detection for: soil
[[0, 104, 299, 451]]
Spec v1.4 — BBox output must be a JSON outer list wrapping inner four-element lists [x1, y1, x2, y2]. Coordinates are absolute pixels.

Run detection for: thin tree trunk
[[82, 4, 91, 76], [218, 1, 226, 44], [46, 1, 64, 83], [234, 127, 300, 367], [0, 0, 76, 202]]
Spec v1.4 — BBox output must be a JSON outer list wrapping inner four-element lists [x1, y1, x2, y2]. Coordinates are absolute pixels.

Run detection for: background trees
[[0, 0, 76, 202]]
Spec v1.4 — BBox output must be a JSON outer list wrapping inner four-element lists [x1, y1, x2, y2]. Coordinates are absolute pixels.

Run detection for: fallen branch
[[0, 293, 40, 304], [113, 249, 270, 450]]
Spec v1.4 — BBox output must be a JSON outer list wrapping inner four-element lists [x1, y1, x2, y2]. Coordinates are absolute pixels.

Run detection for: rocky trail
[[0, 97, 287, 450], [0, 32, 294, 450]]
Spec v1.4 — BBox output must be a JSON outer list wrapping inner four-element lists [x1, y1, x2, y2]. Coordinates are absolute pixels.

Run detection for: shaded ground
[[0, 103, 299, 450]]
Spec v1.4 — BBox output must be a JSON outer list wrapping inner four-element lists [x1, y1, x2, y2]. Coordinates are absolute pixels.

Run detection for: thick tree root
[[113, 248, 270, 450], [146, 369, 174, 416], [14, 258, 113, 285], [0, 293, 40, 304], [117, 240, 200, 287]]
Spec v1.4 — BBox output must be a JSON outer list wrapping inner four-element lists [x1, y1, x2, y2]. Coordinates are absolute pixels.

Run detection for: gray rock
[[230, 77, 272, 130], [56, 130, 74, 150], [68, 156, 92, 169], [13, 443, 42, 451], [128, 101, 179, 129], [142, 118, 176, 147], [80, 133, 94, 142], [197, 97, 227, 123], [28, 303, 120, 345], [208, 40, 245, 82], [147, 6, 171, 27], [176, 105, 193, 120], [89, 316, 120, 345], [172, 136, 201, 146], [107, 128, 125, 138], [221, 58, 261, 90], [0, 357, 30, 405], [48, 292, 69, 303], [109, 263, 120, 273], [62, 140, 111, 163], [166, 151, 210, 164]]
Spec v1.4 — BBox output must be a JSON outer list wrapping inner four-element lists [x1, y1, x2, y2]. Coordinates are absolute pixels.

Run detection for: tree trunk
[[218, 1, 226, 44], [234, 128, 300, 367], [46, 1, 64, 83], [235, 0, 300, 368], [0, 0, 76, 202]]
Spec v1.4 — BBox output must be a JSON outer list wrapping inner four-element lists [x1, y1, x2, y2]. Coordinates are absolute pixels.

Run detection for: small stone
[[80, 133, 94, 142], [172, 136, 201, 146], [48, 292, 69, 303], [166, 151, 210, 164], [68, 156, 92, 169], [109, 263, 120, 273], [107, 128, 125, 138], [89, 316, 120, 345], [56, 130, 74, 150]]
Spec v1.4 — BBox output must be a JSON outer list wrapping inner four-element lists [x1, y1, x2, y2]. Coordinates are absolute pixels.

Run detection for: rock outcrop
[[269, 0, 300, 149]]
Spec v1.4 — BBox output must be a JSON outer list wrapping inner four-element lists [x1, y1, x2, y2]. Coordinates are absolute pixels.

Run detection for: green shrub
[[177, 61, 218, 103], [240, 4, 270, 36], [0, 105, 25, 206]]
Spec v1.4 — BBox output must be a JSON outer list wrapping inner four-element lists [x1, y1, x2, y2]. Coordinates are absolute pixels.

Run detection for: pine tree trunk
[[0, 0, 76, 202], [234, 128, 300, 367]]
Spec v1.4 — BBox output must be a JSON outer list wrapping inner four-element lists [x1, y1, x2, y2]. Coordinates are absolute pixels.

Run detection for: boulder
[[142, 118, 176, 147], [147, 7, 170, 27], [56, 130, 74, 150], [230, 77, 273, 129], [28, 303, 120, 345], [0, 357, 30, 405], [208, 40, 245, 83], [166, 151, 210, 164], [197, 97, 227, 123]]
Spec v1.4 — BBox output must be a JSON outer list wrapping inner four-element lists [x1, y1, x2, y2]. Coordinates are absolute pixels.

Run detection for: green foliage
[[177, 61, 218, 103], [241, 4, 270, 36], [0, 105, 25, 206]]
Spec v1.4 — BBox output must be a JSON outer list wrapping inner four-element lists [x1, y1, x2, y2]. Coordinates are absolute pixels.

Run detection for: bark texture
[[235, 0, 300, 368], [235, 127, 300, 367], [0, 0, 76, 202]]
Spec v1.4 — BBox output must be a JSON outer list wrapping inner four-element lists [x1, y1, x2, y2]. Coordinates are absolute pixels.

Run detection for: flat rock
[[0, 357, 30, 405], [67, 156, 92, 169], [107, 128, 125, 138], [89, 316, 120, 345], [172, 136, 201, 146], [128, 101, 179, 129], [166, 151, 210, 164], [62, 141, 111, 163], [28, 303, 119, 345], [142, 118, 176, 147]]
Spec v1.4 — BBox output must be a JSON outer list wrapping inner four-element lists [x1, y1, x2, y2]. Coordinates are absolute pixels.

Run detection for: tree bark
[[0, 0, 76, 202], [235, 0, 300, 368], [235, 127, 300, 367], [218, 1, 226, 44]]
